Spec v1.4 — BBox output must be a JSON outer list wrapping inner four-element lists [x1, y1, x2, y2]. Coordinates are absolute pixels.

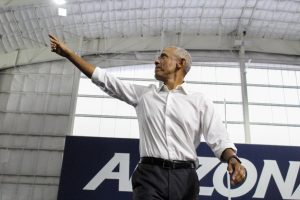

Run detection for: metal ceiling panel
[[0, 0, 300, 54]]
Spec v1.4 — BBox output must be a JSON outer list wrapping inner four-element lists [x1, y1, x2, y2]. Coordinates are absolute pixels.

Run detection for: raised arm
[[49, 34, 95, 78], [49, 34, 148, 106]]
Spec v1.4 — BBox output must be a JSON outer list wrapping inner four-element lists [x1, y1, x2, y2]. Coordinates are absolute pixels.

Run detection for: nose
[[154, 58, 160, 66]]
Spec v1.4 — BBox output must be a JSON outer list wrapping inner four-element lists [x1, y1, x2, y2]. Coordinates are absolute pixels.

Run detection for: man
[[49, 34, 246, 200]]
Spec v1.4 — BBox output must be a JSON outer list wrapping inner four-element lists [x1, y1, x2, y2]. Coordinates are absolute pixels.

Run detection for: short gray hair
[[168, 46, 192, 74]]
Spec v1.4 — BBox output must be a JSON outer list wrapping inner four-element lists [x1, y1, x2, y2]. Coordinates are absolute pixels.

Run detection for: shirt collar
[[157, 82, 190, 95]]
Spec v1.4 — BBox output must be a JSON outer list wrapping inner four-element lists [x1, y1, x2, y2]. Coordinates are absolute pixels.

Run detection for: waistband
[[140, 157, 196, 169]]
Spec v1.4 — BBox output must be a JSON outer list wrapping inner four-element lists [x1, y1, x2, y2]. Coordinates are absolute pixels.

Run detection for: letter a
[[83, 153, 132, 192]]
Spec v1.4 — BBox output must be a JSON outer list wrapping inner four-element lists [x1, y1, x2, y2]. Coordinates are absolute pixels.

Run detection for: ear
[[176, 58, 186, 70], [180, 58, 187, 69]]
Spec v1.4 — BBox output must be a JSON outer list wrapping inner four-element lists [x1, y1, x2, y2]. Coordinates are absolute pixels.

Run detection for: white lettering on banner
[[253, 160, 300, 199], [83, 153, 132, 191], [291, 183, 300, 199], [82, 153, 300, 199], [197, 157, 219, 196]]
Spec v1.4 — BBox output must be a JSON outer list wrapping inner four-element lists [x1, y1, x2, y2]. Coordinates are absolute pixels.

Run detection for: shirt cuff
[[214, 143, 237, 160], [91, 67, 105, 85]]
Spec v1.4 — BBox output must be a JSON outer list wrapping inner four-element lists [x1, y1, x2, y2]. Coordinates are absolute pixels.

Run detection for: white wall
[[0, 60, 79, 200]]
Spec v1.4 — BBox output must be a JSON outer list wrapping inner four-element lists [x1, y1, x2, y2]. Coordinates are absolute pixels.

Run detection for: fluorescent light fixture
[[54, 0, 66, 5], [58, 8, 67, 16]]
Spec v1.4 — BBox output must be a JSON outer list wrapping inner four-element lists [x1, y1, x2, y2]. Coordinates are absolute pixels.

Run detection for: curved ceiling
[[0, 0, 300, 55]]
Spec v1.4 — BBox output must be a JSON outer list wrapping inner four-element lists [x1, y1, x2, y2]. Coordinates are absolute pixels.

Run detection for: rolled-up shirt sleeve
[[91, 67, 146, 107], [201, 96, 237, 159]]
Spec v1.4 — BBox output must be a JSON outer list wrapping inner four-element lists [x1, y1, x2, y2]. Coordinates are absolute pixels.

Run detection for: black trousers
[[132, 163, 199, 200]]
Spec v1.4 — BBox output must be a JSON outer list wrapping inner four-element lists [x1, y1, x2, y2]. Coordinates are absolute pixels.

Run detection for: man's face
[[154, 48, 179, 82]]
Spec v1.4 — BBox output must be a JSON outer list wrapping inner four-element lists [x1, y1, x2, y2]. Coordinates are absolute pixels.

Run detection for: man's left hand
[[227, 157, 247, 185]]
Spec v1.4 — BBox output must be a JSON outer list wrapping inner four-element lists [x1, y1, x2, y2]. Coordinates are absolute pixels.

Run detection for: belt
[[140, 157, 196, 169]]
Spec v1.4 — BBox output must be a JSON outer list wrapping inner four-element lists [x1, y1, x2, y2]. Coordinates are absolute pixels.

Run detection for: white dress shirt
[[91, 67, 236, 162]]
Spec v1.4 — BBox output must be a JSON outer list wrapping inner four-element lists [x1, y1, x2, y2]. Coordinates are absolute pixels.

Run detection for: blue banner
[[58, 136, 300, 200]]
